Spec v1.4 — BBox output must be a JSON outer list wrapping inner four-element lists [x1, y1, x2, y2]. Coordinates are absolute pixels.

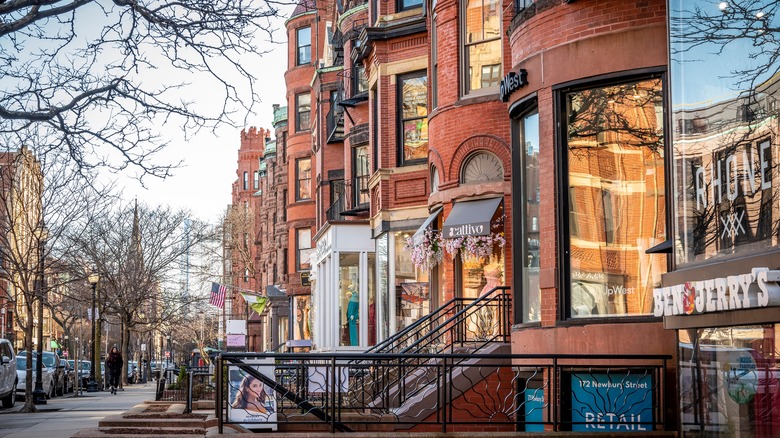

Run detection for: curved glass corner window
[[296, 27, 311, 66], [520, 108, 540, 323], [463, 0, 501, 95], [398, 72, 428, 164], [671, 0, 780, 267], [565, 77, 666, 318]]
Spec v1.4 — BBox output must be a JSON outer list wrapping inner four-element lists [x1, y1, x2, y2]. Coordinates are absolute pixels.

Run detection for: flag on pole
[[241, 293, 269, 315], [210, 282, 227, 308]]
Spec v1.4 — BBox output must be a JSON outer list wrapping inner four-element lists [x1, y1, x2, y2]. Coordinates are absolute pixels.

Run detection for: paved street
[[0, 383, 156, 438]]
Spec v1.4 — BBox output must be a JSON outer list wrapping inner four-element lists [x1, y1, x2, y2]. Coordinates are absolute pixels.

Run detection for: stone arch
[[448, 134, 511, 183]]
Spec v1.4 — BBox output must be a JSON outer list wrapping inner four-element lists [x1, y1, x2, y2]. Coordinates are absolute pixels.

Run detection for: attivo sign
[[653, 268, 780, 317]]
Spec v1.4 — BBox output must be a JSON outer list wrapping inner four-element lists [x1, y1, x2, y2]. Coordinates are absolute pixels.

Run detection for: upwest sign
[[653, 268, 780, 317], [499, 69, 528, 102]]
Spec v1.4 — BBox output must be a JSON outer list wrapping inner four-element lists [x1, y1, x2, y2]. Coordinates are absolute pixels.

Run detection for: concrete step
[[98, 414, 207, 428], [98, 426, 204, 435], [73, 429, 203, 438]]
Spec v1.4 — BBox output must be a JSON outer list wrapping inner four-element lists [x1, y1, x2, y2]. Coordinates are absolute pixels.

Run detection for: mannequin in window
[[476, 262, 502, 339], [480, 262, 503, 296], [347, 282, 359, 346]]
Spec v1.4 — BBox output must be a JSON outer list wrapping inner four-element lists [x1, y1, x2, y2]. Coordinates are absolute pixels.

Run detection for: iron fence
[[216, 352, 671, 434], [185, 369, 216, 413]]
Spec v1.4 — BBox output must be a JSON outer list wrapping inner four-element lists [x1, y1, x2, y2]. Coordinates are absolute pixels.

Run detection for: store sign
[[653, 268, 780, 317], [316, 235, 331, 259], [445, 222, 487, 237], [499, 69, 528, 102], [300, 272, 311, 286], [571, 373, 653, 432]]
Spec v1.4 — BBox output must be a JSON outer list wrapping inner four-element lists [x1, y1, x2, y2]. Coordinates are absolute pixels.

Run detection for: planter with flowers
[[442, 232, 506, 261], [404, 228, 444, 271], [406, 228, 506, 270]]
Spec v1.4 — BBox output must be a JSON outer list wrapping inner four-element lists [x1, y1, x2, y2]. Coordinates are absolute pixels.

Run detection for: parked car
[[60, 358, 75, 394], [15, 356, 54, 399], [0, 339, 16, 408], [70, 360, 92, 389], [18, 351, 65, 396]]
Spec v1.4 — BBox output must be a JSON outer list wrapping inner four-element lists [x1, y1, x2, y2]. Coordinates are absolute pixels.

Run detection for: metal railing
[[216, 351, 671, 434], [185, 368, 215, 414]]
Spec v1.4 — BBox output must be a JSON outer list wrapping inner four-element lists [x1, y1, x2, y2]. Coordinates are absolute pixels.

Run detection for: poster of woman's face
[[228, 363, 277, 430]]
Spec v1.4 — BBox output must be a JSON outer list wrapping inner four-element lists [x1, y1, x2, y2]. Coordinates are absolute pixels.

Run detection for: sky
[[116, 14, 291, 224]]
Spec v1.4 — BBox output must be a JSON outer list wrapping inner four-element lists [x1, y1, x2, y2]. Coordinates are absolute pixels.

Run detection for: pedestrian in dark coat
[[106, 346, 123, 394]]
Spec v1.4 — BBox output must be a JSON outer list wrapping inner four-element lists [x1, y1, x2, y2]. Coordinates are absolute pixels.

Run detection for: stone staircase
[[71, 401, 238, 437]]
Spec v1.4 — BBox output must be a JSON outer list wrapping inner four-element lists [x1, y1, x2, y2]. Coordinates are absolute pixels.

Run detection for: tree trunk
[[94, 317, 102, 390], [121, 317, 130, 386], [20, 304, 37, 412]]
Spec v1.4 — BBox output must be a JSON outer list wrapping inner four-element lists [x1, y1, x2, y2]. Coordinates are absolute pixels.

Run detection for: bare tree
[[0, 0, 292, 179], [224, 204, 255, 279], [0, 147, 114, 412], [65, 202, 219, 386]]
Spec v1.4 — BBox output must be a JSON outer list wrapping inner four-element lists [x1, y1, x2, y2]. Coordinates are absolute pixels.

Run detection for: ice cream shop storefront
[[660, 3, 780, 435]]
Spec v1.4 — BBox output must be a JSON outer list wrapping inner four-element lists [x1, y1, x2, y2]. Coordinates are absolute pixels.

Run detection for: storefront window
[[564, 77, 666, 318], [293, 296, 311, 341], [671, 0, 780, 267], [339, 252, 360, 347], [394, 231, 430, 332], [520, 108, 540, 323], [679, 324, 779, 436], [367, 252, 376, 346], [376, 234, 390, 342]]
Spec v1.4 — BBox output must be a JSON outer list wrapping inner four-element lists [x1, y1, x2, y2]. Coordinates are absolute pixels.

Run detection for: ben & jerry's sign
[[653, 268, 780, 317]]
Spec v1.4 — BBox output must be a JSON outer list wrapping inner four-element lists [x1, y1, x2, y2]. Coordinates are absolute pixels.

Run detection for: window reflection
[[679, 325, 779, 436], [463, 0, 500, 94], [339, 252, 360, 347], [394, 231, 429, 332], [565, 78, 666, 318], [671, 0, 780, 266]]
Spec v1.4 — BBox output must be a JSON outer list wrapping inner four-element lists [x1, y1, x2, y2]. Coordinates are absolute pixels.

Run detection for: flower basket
[[404, 228, 444, 271], [443, 232, 506, 261]]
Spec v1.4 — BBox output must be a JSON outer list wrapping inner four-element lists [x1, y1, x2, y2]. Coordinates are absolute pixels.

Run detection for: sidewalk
[[0, 383, 156, 438]]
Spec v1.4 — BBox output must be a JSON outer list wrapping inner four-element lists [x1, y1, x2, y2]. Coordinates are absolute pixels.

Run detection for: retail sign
[[571, 373, 653, 432], [499, 69, 528, 102], [300, 272, 311, 286], [653, 268, 780, 317], [227, 334, 245, 347], [316, 234, 331, 260]]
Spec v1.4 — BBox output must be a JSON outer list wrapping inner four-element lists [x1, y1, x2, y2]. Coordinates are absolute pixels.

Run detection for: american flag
[[210, 282, 227, 308]]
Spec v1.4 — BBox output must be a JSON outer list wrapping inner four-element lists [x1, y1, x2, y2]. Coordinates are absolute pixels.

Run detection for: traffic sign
[[165, 351, 170, 358], [63, 351, 68, 357]]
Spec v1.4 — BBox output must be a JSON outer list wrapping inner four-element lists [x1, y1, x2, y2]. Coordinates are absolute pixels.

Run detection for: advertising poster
[[571, 372, 653, 432], [227, 360, 278, 431]]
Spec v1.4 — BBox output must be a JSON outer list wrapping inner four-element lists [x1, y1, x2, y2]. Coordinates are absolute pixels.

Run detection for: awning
[[442, 197, 502, 238], [412, 207, 443, 245]]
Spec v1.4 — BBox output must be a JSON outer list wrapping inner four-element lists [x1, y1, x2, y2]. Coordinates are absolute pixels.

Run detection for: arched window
[[430, 165, 439, 193], [460, 152, 503, 184]]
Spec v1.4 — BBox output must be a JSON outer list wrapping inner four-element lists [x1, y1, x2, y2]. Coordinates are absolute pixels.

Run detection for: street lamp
[[86, 273, 99, 392], [32, 233, 47, 405]]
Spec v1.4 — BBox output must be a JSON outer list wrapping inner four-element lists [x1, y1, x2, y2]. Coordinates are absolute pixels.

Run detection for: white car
[[0, 339, 16, 408], [15, 355, 54, 400]]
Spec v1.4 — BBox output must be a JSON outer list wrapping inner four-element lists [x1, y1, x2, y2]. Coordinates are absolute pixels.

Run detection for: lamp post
[[32, 235, 47, 405], [86, 273, 99, 392]]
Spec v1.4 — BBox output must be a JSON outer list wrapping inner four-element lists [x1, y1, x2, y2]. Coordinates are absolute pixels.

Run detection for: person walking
[[105, 346, 123, 395]]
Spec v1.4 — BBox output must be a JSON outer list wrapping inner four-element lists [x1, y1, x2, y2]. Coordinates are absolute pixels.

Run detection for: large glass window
[[679, 325, 779, 436], [353, 145, 370, 207], [431, 14, 438, 110], [367, 252, 376, 347], [398, 72, 428, 165], [296, 93, 311, 132], [339, 253, 360, 347], [376, 233, 389, 343], [243, 171, 248, 190], [520, 108, 540, 323], [463, 0, 501, 95], [394, 231, 430, 333], [398, 0, 422, 11], [296, 27, 311, 66], [296, 157, 311, 200], [296, 228, 312, 271], [294, 296, 312, 341], [353, 64, 368, 96], [671, 0, 780, 267], [564, 77, 666, 318]]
